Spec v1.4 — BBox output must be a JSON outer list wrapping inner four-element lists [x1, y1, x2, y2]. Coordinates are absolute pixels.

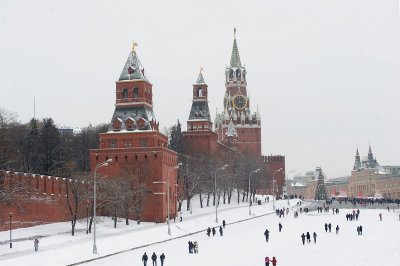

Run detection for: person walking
[[336, 225, 339, 234], [194, 241, 198, 254], [142, 252, 148, 266], [151, 252, 157, 266], [379, 213, 382, 221], [313, 232, 317, 243], [207, 227, 211, 237], [301, 233, 306, 245], [264, 229, 270, 242], [278, 222, 282, 232], [306, 232, 311, 243], [324, 223, 328, 232], [265, 256, 270, 266], [359, 225, 363, 235], [328, 223, 332, 232], [160, 253, 165, 266], [188, 241, 193, 253], [219, 226, 223, 236], [223, 220, 226, 229], [34, 238, 39, 252], [271, 256, 277, 266], [179, 211, 183, 222], [357, 226, 360, 235], [212, 227, 216, 236]]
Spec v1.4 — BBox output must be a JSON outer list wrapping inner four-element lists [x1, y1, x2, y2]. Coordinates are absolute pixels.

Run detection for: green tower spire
[[230, 28, 242, 68]]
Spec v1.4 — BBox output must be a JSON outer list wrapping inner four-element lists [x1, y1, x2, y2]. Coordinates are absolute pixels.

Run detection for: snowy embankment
[[0, 194, 288, 265]]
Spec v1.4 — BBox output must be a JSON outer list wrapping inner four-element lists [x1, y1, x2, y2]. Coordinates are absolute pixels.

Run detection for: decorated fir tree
[[314, 170, 328, 200]]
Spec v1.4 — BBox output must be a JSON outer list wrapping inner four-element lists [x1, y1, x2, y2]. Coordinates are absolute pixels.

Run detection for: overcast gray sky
[[1, 0, 399, 178]]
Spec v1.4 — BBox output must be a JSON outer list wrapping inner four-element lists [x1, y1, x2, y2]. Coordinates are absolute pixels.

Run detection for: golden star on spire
[[200, 67, 204, 73], [234, 27, 236, 39]]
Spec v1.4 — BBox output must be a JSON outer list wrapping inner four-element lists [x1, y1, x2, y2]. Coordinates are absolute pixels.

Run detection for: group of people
[[265, 256, 277, 266], [206, 226, 223, 237], [188, 241, 199, 254], [300, 232, 317, 245], [346, 212, 359, 221], [142, 252, 166, 266], [275, 208, 287, 218]]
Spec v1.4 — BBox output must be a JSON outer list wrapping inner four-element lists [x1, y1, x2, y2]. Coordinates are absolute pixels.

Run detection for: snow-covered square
[[1, 198, 399, 266]]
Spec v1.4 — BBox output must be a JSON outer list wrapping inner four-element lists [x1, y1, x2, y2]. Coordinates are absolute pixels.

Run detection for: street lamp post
[[9, 212, 12, 248], [167, 163, 182, 236], [272, 168, 282, 210], [93, 159, 112, 254], [215, 164, 228, 223], [86, 205, 89, 234], [248, 168, 260, 216]]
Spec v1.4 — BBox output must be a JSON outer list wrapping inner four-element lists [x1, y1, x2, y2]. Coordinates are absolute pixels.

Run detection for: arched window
[[122, 88, 128, 99], [229, 69, 234, 80], [236, 69, 241, 78], [133, 87, 139, 98], [197, 88, 202, 97]]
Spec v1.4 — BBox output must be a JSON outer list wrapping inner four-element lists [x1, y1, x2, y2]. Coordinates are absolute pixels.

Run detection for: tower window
[[110, 142, 116, 149], [133, 87, 139, 98], [197, 87, 202, 97], [122, 88, 128, 99], [236, 69, 241, 78]]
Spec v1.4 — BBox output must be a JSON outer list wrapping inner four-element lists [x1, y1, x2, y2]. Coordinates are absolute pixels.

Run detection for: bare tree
[[62, 162, 89, 236]]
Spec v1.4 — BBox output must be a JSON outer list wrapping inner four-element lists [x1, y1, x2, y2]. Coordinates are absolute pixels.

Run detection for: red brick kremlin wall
[[0, 170, 81, 231]]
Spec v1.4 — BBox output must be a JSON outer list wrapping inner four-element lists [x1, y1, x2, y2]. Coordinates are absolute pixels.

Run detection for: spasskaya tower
[[215, 29, 262, 156]]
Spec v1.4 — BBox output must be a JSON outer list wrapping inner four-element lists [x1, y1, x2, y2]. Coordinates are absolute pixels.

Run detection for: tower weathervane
[[200, 67, 203, 73], [234, 27, 236, 39], [131, 42, 138, 52]]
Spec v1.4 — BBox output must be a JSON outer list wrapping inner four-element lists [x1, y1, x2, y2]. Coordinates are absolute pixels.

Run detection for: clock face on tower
[[233, 94, 247, 110]]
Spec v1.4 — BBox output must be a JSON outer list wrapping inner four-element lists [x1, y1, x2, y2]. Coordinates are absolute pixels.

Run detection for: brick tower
[[90, 44, 178, 223], [215, 28, 262, 156], [182, 70, 218, 154]]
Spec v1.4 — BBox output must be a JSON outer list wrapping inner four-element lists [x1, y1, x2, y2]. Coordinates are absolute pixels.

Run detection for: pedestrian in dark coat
[[336, 225, 339, 234], [151, 252, 157, 266], [301, 233, 306, 245], [313, 232, 317, 243], [271, 256, 277, 266], [160, 253, 165, 266], [188, 241, 193, 253], [328, 223, 332, 232], [212, 227, 216, 236], [142, 252, 148, 266], [278, 222, 282, 232], [219, 226, 223, 236], [306, 232, 311, 243], [207, 227, 211, 237], [359, 225, 363, 235], [34, 238, 39, 252], [223, 220, 226, 229], [357, 226, 360, 235], [324, 223, 328, 232], [264, 229, 269, 242]]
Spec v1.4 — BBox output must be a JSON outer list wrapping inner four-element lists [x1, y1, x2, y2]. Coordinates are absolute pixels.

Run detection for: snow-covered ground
[[1, 196, 399, 266]]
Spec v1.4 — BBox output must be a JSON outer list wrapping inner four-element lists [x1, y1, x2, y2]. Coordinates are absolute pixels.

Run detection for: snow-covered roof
[[119, 51, 149, 82]]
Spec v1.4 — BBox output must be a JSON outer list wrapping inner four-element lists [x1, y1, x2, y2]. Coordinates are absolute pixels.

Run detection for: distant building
[[288, 145, 400, 200]]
